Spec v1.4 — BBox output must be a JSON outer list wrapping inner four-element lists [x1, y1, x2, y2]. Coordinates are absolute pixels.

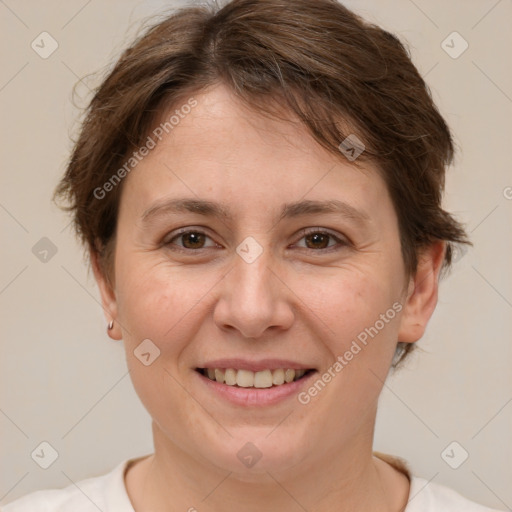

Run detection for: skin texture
[[92, 83, 445, 512]]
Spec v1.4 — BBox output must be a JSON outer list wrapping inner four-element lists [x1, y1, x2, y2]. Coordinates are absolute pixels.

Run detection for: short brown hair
[[54, 0, 470, 366]]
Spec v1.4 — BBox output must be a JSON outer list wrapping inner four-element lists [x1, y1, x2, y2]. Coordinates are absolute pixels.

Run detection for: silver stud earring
[[107, 320, 114, 331]]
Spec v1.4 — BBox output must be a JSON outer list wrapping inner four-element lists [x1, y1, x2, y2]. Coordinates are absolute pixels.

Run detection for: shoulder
[[1, 459, 136, 512], [372, 452, 504, 512], [406, 476, 506, 512]]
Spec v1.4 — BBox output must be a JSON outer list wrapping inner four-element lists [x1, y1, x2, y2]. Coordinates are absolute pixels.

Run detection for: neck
[[126, 420, 409, 512]]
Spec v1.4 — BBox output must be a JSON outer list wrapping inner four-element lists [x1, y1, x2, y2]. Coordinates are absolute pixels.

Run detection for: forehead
[[120, 84, 390, 222]]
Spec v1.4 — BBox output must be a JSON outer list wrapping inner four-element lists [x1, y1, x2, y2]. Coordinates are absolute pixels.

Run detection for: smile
[[196, 367, 314, 388]]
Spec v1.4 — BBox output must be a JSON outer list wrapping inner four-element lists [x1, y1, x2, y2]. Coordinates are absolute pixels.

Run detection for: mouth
[[195, 367, 315, 388]]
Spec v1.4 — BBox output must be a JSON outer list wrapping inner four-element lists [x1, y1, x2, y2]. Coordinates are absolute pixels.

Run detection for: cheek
[[297, 266, 402, 347], [114, 253, 219, 347], [114, 258, 204, 420], [306, 270, 404, 408], [289, 272, 403, 444]]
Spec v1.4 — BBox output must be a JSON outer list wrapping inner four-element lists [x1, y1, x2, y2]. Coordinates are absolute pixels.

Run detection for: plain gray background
[[1, 0, 511, 509]]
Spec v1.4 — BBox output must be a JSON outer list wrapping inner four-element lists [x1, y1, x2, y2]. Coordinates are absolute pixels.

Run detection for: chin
[[201, 430, 309, 478]]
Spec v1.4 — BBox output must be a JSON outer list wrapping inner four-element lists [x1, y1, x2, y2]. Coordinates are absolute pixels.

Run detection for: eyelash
[[163, 227, 349, 254]]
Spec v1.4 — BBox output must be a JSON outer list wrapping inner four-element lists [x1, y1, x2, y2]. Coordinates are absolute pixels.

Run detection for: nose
[[213, 245, 295, 339]]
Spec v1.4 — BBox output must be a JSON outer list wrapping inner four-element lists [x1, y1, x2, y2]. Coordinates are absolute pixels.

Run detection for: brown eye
[[304, 232, 331, 249], [295, 229, 348, 252], [165, 229, 217, 251], [180, 232, 207, 249]]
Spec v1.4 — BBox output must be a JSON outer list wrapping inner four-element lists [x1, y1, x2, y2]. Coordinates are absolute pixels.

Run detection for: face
[[94, 83, 442, 478]]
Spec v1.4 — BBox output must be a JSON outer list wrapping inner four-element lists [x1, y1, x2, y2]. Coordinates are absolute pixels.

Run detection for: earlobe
[[91, 249, 122, 341], [397, 241, 446, 343]]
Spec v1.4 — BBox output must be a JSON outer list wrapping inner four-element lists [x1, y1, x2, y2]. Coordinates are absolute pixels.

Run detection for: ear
[[91, 249, 122, 341], [397, 241, 446, 343]]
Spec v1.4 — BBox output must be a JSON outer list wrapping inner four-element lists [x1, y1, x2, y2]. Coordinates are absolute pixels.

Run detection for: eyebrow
[[141, 197, 370, 226]]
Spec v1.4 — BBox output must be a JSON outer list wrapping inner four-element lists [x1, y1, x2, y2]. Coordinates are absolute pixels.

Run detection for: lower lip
[[195, 370, 317, 407]]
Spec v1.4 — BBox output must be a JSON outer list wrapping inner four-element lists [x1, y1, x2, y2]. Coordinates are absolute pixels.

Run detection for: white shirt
[[2, 457, 504, 511]]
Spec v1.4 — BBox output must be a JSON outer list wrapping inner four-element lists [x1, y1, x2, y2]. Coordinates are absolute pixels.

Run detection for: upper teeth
[[204, 368, 307, 388]]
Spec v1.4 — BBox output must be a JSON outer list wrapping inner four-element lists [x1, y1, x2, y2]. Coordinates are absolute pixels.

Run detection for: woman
[[3, 0, 505, 510]]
